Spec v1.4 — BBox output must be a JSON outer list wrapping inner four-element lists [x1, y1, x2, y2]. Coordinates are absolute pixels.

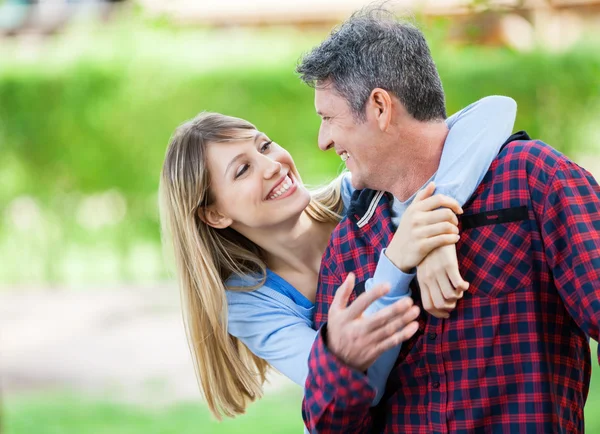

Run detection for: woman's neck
[[261, 212, 335, 276]]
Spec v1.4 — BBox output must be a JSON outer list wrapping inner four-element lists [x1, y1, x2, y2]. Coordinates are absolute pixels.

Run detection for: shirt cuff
[[309, 325, 376, 408], [366, 248, 415, 297]]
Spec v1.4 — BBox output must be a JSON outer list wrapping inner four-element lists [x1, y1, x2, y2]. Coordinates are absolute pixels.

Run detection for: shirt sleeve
[[363, 248, 414, 404], [436, 95, 517, 204], [340, 171, 354, 213], [302, 260, 376, 433], [227, 290, 317, 387], [539, 158, 600, 364]]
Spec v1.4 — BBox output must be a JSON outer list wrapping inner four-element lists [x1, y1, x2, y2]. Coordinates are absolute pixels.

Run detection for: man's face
[[314, 85, 382, 190]]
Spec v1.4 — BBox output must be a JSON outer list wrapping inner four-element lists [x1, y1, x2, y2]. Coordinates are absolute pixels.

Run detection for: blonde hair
[[159, 112, 345, 419]]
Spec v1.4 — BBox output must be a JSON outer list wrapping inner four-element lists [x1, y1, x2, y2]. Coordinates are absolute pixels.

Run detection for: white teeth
[[341, 152, 349, 162], [268, 176, 293, 200]]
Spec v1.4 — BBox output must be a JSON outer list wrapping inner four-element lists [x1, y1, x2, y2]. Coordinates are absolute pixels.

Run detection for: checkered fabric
[[302, 133, 600, 434]]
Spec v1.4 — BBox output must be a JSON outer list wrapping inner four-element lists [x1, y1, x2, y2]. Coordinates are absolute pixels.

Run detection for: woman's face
[[204, 130, 311, 233]]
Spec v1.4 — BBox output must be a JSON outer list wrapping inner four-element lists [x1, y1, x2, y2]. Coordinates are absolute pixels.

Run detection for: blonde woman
[[159, 96, 517, 419]]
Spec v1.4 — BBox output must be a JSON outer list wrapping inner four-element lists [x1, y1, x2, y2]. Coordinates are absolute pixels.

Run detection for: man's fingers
[[438, 274, 460, 302], [345, 282, 390, 319], [428, 278, 450, 317], [362, 297, 414, 333], [420, 279, 450, 319], [331, 272, 355, 311], [413, 182, 436, 203], [368, 304, 420, 342], [370, 320, 420, 358], [447, 265, 469, 292]]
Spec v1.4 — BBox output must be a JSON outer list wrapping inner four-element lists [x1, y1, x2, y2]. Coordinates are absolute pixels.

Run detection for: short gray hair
[[296, 5, 446, 122]]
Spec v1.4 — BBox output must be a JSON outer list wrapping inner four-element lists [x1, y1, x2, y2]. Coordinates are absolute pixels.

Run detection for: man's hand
[[386, 182, 462, 273], [417, 244, 469, 319], [326, 273, 420, 372]]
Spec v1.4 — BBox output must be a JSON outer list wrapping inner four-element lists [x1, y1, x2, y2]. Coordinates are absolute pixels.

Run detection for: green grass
[[3, 344, 599, 434], [3, 389, 306, 434]]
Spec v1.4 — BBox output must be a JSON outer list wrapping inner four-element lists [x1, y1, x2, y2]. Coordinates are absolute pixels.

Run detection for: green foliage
[[0, 26, 599, 284]]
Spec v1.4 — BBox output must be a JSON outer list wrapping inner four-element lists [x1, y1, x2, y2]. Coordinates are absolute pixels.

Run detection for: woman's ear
[[197, 206, 233, 229]]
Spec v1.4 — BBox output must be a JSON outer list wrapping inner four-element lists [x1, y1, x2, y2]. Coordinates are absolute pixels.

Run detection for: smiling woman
[[201, 129, 310, 233]]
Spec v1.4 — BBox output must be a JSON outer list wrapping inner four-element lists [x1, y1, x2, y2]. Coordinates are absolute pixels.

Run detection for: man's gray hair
[[296, 5, 446, 122]]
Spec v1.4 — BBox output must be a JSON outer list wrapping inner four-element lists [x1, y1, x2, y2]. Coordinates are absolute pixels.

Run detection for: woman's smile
[[266, 173, 297, 201]]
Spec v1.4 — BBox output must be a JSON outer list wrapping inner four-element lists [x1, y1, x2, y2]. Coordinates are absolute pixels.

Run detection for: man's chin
[[350, 175, 366, 191]]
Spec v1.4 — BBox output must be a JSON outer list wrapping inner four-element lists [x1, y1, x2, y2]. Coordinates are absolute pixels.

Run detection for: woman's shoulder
[[225, 271, 311, 318], [225, 273, 287, 306]]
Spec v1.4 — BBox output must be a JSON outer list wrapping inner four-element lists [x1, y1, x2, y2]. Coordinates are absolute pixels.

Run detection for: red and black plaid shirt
[[303, 133, 600, 433]]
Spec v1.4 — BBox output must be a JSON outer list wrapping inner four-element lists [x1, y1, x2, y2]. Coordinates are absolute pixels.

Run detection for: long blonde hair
[[159, 112, 345, 419]]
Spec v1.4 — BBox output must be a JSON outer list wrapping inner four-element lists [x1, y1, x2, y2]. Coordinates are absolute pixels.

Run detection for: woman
[[159, 96, 517, 419]]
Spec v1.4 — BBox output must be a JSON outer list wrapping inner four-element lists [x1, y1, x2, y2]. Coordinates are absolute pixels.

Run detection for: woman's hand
[[385, 182, 462, 273], [417, 244, 469, 319]]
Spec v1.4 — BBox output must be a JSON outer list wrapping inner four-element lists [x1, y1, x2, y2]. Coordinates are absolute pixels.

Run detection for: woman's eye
[[235, 164, 249, 179], [260, 141, 272, 152]]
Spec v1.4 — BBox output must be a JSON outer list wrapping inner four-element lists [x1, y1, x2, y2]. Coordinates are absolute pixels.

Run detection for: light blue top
[[226, 96, 517, 405]]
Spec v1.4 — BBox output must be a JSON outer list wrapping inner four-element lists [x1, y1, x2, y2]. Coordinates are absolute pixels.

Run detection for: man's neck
[[386, 121, 448, 202]]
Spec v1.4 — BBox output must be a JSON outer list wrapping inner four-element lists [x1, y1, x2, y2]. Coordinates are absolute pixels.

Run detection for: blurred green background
[[1, 2, 599, 433]]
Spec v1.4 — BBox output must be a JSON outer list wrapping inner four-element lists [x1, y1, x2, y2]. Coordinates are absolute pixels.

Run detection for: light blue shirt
[[226, 96, 517, 405]]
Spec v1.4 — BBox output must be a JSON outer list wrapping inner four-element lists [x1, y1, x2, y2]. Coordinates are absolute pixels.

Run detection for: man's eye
[[261, 141, 273, 152], [235, 164, 249, 178]]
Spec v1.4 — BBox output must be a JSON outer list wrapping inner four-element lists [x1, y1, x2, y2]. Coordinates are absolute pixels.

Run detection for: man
[[297, 6, 600, 434]]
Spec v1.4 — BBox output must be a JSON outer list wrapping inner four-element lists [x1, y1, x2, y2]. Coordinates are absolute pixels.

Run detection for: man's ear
[[197, 206, 233, 229], [368, 88, 393, 132]]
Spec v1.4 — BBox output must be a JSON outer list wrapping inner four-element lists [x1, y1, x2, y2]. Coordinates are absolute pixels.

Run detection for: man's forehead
[[315, 86, 342, 112]]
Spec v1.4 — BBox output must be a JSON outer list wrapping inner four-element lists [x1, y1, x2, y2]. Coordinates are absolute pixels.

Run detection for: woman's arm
[[226, 289, 316, 387], [436, 95, 517, 202]]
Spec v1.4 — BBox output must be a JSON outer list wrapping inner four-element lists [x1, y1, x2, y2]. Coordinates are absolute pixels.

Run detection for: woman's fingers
[[417, 221, 459, 239], [416, 194, 463, 215], [419, 208, 459, 226], [413, 182, 436, 203]]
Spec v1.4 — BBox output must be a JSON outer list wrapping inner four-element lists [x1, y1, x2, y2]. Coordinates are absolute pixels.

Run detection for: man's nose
[[318, 124, 334, 152]]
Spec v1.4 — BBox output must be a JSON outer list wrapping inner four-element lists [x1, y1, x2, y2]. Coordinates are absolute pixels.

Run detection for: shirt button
[[428, 332, 437, 340], [432, 382, 440, 389]]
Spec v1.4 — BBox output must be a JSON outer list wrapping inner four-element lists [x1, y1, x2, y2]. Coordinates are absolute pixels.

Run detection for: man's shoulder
[[499, 137, 566, 171]]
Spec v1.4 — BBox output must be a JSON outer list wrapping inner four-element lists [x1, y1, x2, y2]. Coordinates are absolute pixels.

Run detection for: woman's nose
[[263, 158, 282, 179]]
